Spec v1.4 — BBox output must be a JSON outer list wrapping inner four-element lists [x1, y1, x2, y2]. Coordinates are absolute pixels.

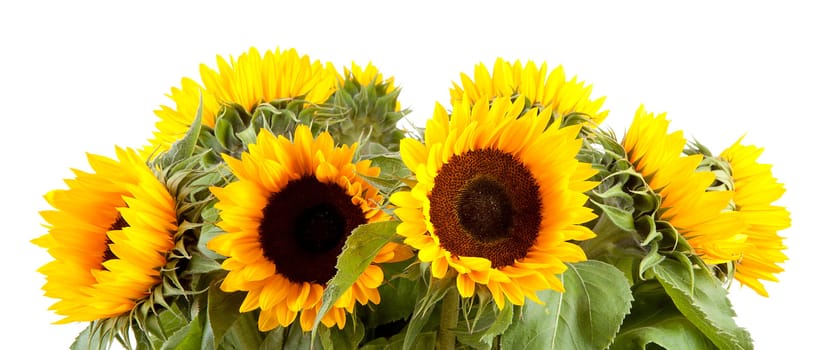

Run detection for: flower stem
[[438, 287, 459, 349]]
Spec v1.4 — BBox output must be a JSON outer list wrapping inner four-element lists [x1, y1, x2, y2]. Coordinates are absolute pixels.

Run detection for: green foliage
[[653, 259, 753, 350], [501, 261, 633, 350], [612, 281, 717, 350]]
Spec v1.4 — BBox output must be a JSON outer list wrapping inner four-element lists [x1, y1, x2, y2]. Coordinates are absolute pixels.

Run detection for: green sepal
[[314, 74, 408, 153], [157, 94, 204, 169], [359, 154, 413, 199]]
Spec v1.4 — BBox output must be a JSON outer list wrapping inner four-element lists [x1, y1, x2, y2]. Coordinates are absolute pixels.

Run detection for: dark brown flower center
[[429, 149, 542, 268], [259, 176, 367, 284], [456, 176, 513, 243]]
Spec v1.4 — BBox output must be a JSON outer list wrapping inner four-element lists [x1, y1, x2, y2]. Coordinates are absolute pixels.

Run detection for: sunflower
[[391, 97, 598, 309], [32, 147, 177, 323], [450, 58, 608, 125], [147, 47, 338, 156], [720, 139, 790, 296], [622, 107, 747, 264], [343, 61, 397, 92], [342, 61, 401, 112], [207, 125, 399, 331]]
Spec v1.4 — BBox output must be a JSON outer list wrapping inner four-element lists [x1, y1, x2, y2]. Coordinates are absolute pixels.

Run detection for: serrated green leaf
[[71, 324, 102, 350], [612, 281, 717, 350], [311, 221, 399, 334], [502, 261, 633, 350], [160, 314, 203, 350], [156, 303, 189, 339], [653, 259, 753, 350]]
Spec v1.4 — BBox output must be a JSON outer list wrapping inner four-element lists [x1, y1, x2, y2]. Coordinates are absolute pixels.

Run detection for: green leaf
[[653, 259, 753, 350], [220, 312, 264, 350], [359, 331, 437, 350], [359, 262, 417, 327], [259, 328, 285, 350], [311, 221, 399, 333], [160, 314, 203, 350], [402, 271, 453, 350], [502, 261, 633, 350], [204, 286, 245, 348], [150, 303, 189, 341], [612, 281, 717, 350], [71, 324, 105, 350], [281, 321, 318, 350], [187, 252, 224, 275], [160, 93, 204, 168], [318, 317, 365, 350]]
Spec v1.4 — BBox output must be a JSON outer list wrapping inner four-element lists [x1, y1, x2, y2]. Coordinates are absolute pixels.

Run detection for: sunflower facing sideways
[[622, 107, 748, 265], [391, 96, 599, 309], [207, 125, 402, 331], [146, 47, 338, 156], [33, 147, 177, 323], [450, 58, 608, 126], [719, 139, 791, 296]]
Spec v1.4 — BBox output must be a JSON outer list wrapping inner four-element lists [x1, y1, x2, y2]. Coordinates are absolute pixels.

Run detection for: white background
[[1, 1, 815, 348]]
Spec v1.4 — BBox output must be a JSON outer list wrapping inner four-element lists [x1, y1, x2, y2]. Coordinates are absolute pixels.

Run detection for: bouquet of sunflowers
[[34, 47, 790, 350]]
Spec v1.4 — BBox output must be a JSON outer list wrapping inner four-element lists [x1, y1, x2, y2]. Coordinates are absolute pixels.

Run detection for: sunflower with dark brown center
[[392, 97, 598, 309], [207, 125, 403, 331]]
